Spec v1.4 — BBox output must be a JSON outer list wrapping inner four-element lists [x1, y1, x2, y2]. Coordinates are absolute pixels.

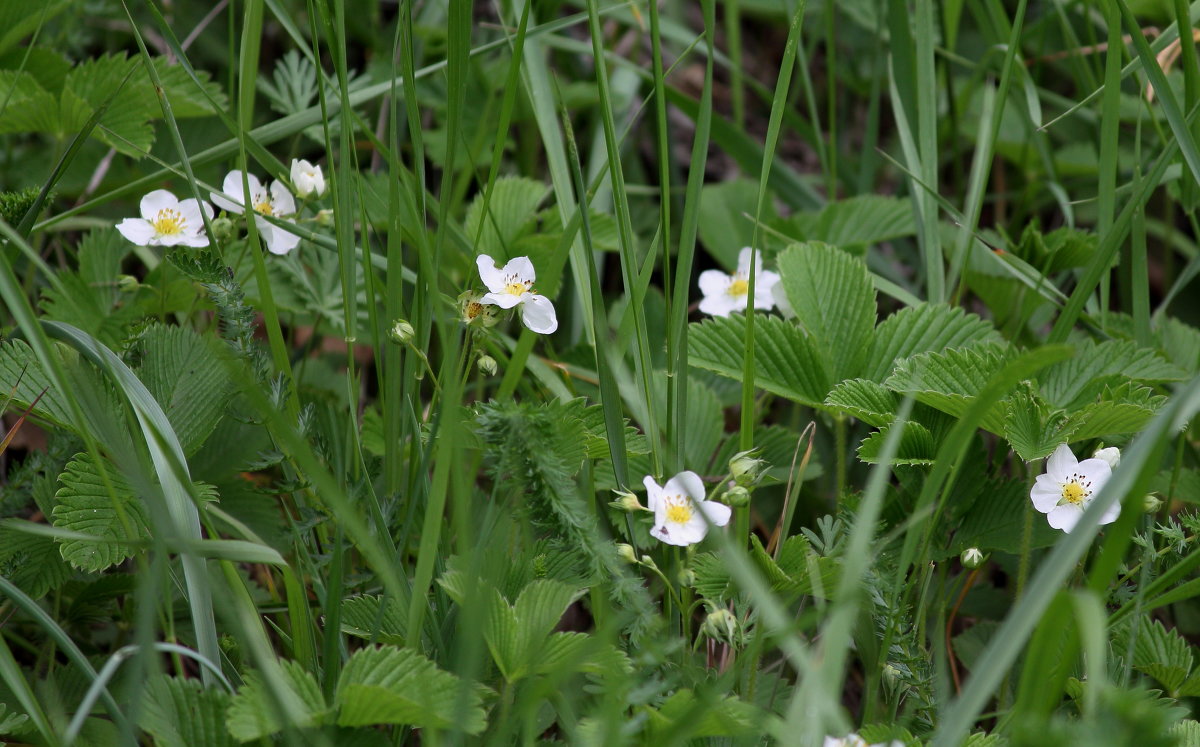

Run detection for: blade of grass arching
[[914, 0, 943, 302], [667, 0, 715, 476], [947, 0, 1029, 301], [0, 576, 129, 737], [740, 0, 805, 464], [1117, 0, 1200, 187], [1097, 0, 1124, 327], [933, 376, 1200, 746], [584, 0, 662, 476], [0, 633, 54, 743], [1047, 133, 1182, 343], [1176, 0, 1200, 204], [794, 397, 915, 742]]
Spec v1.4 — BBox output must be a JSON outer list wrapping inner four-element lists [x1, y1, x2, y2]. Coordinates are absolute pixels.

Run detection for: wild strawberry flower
[[115, 190, 213, 248], [823, 734, 902, 747], [475, 254, 557, 334], [290, 158, 326, 198], [1030, 443, 1117, 533], [210, 170, 301, 255], [698, 247, 780, 317], [643, 471, 731, 547]]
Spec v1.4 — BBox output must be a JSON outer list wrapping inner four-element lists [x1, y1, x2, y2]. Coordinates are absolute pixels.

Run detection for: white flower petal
[[675, 515, 711, 545], [1030, 476, 1063, 513], [1047, 504, 1082, 533], [270, 180, 296, 216], [698, 293, 743, 317], [180, 233, 211, 248], [753, 270, 780, 309], [1074, 457, 1112, 486], [212, 170, 252, 214], [139, 189, 179, 220], [663, 471, 706, 503], [1046, 443, 1078, 480], [1093, 446, 1121, 470], [520, 294, 557, 334], [698, 499, 732, 527], [651, 522, 693, 546], [698, 269, 729, 298], [175, 199, 204, 230], [262, 221, 301, 255], [116, 218, 157, 245], [772, 282, 795, 318], [643, 475, 664, 511], [479, 291, 523, 309], [501, 255, 537, 284], [476, 254, 507, 293], [735, 247, 757, 275], [1097, 498, 1121, 526]]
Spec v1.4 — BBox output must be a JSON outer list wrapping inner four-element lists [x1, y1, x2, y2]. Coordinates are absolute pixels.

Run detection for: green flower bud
[[116, 274, 140, 293], [1144, 493, 1164, 513], [961, 547, 987, 569], [210, 216, 235, 241], [389, 319, 415, 344], [639, 554, 658, 571], [724, 485, 751, 508], [610, 489, 649, 513], [477, 354, 498, 376], [729, 448, 767, 487], [700, 608, 739, 645], [678, 567, 696, 587], [615, 543, 638, 564], [315, 209, 334, 227], [1093, 446, 1121, 470]]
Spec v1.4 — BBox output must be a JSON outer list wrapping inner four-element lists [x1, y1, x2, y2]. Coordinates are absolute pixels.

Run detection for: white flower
[[643, 471, 731, 547], [211, 170, 300, 255], [823, 734, 902, 747], [1093, 446, 1121, 470], [290, 158, 326, 198], [1030, 443, 1117, 533], [115, 190, 213, 247], [698, 247, 780, 317], [475, 254, 558, 334]]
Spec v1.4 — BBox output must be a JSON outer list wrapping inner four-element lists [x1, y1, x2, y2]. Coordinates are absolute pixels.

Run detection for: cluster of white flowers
[[1030, 443, 1121, 533], [698, 247, 781, 317], [116, 159, 326, 256]]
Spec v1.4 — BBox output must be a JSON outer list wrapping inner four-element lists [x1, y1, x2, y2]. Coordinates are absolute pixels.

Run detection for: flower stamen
[[664, 496, 694, 524], [728, 275, 749, 297], [151, 208, 185, 236]]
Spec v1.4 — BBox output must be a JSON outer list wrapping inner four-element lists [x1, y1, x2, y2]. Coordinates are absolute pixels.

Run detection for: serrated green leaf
[[135, 325, 233, 455], [340, 595, 406, 645], [1131, 618, 1194, 693], [688, 315, 832, 407], [51, 452, 150, 572], [776, 241, 876, 382], [225, 660, 328, 741], [0, 525, 71, 598], [825, 379, 898, 427], [139, 675, 236, 747], [865, 303, 1004, 382], [1004, 387, 1073, 461], [858, 421, 938, 465], [691, 551, 733, 601], [782, 195, 916, 250], [645, 689, 768, 739], [1170, 720, 1200, 746], [334, 645, 485, 734], [948, 478, 1060, 557], [465, 176, 549, 266], [1037, 339, 1185, 409], [884, 344, 1015, 433], [534, 632, 631, 676]]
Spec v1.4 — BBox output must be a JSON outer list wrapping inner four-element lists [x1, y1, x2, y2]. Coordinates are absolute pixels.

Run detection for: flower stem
[[1016, 458, 1039, 601]]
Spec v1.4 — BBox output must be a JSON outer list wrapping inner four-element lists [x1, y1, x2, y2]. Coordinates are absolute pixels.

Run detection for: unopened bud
[[616, 543, 638, 564], [724, 486, 751, 508], [961, 547, 987, 569], [610, 489, 649, 513], [477, 355, 497, 376], [700, 608, 739, 645], [315, 209, 334, 226], [1093, 446, 1121, 470], [678, 567, 695, 587], [729, 449, 767, 487], [211, 216, 235, 241], [639, 555, 658, 570], [882, 662, 903, 685], [389, 319, 414, 344], [1144, 493, 1164, 513], [117, 275, 140, 293]]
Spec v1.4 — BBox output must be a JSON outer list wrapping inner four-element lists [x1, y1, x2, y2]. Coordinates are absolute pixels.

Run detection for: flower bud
[[315, 209, 334, 226], [389, 319, 415, 344], [882, 662, 903, 686], [639, 555, 658, 570], [1144, 493, 1164, 513], [724, 486, 751, 508], [477, 355, 497, 376], [610, 489, 649, 513], [117, 274, 140, 293], [210, 216, 235, 241], [1093, 446, 1121, 470], [291, 158, 326, 198], [616, 543, 638, 564], [459, 291, 499, 327], [729, 449, 767, 487], [700, 608, 739, 645], [678, 567, 696, 587], [961, 547, 987, 569]]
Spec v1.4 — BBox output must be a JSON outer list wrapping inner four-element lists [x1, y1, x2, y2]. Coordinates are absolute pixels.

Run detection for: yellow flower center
[[1061, 479, 1089, 505], [151, 208, 186, 236], [728, 276, 749, 297], [466, 301, 486, 319], [253, 198, 273, 216], [664, 496, 694, 524], [503, 273, 533, 297]]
